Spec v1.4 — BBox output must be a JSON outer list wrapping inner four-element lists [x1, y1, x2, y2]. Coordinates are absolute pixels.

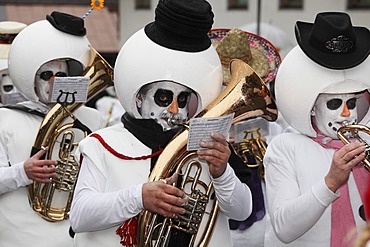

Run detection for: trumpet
[[337, 121, 370, 172]]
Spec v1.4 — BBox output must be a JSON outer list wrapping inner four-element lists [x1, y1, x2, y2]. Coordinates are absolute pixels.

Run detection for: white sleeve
[[212, 164, 252, 221], [264, 139, 338, 243], [0, 161, 31, 194], [0, 140, 31, 194], [70, 156, 144, 232]]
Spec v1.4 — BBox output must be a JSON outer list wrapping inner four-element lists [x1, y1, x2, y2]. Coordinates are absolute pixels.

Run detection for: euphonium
[[28, 46, 114, 221], [337, 121, 370, 172], [137, 59, 278, 246]]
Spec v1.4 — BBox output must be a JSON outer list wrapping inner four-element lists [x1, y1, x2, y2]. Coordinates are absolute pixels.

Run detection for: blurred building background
[[0, 0, 119, 66], [119, 0, 370, 59], [0, 0, 369, 63]]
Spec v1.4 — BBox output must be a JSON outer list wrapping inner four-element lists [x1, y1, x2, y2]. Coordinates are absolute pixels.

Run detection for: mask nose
[[48, 76, 56, 84], [341, 101, 350, 117], [167, 98, 179, 114]]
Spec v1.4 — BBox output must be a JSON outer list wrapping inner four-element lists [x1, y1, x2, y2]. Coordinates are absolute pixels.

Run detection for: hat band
[[325, 35, 354, 53], [309, 34, 356, 54]]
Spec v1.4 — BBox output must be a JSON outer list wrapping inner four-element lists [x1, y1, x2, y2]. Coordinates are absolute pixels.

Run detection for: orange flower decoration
[[91, 0, 104, 10]]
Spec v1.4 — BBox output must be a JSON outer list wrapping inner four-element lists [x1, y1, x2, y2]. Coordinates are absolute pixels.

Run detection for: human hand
[[24, 149, 57, 183], [197, 132, 231, 178], [325, 142, 366, 192], [142, 173, 188, 217]]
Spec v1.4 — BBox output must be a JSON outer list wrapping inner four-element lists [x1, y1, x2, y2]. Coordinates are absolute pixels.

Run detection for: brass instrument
[[231, 117, 269, 179], [237, 129, 267, 164], [137, 59, 277, 246], [28, 46, 114, 221], [337, 122, 370, 172]]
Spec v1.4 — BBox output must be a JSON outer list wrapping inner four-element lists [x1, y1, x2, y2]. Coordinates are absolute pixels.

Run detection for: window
[[228, 0, 248, 10], [279, 0, 303, 9], [347, 0, 370, 9], [135, 0, 151, 10]]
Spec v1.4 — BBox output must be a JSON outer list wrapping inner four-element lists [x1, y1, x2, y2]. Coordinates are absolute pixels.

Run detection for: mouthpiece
[[168, 117, 185, 127]]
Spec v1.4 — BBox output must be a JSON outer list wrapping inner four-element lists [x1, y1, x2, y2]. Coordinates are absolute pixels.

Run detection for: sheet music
[[187, 113, 234, 151], [49, 76, 89, 103]]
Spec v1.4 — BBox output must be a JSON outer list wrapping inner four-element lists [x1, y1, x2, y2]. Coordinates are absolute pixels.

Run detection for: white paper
[[187, 113, 234, 151], [49, 76, 89, 104]]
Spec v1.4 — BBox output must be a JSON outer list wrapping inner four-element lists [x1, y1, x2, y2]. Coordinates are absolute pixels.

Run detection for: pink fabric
[[311, 125, 347, 150], [365, 173, 370, 222], [330, 166, 367, 247], [331, 182, 355, 247]]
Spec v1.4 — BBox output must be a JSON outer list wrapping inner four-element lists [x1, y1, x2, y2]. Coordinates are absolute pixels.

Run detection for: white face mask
[[136, 81, 192, 131], [35, 60, 68, 104], [312, 93, 358, 139], [0, 74, 27, 105]]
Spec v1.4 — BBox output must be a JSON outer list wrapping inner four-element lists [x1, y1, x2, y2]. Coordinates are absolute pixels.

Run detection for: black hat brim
[[46, 11, 86, 36], [295, 21, 370, 70]]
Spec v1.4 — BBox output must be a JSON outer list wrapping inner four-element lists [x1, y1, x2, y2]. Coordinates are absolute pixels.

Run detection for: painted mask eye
[[326, 98, 342, 110], [3, 85, 13, 92], [326, 97, 357, 111], [154, 89, 173, 107], [346, 98, 357, 110], [177, 92, 190, 108], [38, 71, 67, 81]]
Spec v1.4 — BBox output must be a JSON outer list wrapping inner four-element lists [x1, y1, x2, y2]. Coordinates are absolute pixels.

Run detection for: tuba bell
[[136, 59, 277, 246], [337, 122, 370, 172], [28, 46, 114, 221]]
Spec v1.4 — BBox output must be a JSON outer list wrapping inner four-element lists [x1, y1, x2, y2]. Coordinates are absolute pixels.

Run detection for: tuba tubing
[[28, 46, 114, 221], [137, 59, 277, 246]]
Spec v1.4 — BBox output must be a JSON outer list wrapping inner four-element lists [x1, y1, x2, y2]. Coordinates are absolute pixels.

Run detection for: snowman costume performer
[[0, 12, 104, 247], [264, 12, 370, 247], [0, 21, 28, 106], [70, 0, 253, 246]]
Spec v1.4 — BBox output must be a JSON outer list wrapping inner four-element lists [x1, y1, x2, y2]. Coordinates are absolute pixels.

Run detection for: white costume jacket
[[71, 123, 253, 247], [0, 103, 104, 247]]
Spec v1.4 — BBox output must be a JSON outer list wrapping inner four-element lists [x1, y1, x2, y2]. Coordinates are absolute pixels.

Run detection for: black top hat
[[295, 12, 370, 70], [144, 0, 214, 52], [46, 11, 86, 36]]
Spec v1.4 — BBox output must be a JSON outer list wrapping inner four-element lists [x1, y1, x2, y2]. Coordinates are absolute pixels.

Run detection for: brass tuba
[[337, 122, 370, 172], [137, 59, 277, 246], [28, 46, 114, 221]]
